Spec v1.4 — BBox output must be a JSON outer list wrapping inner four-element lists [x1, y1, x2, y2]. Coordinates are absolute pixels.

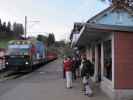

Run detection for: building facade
[[70, 3, 133, 100]]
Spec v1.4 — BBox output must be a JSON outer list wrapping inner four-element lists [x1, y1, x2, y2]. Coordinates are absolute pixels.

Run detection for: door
[[98, 44, 101, 82]]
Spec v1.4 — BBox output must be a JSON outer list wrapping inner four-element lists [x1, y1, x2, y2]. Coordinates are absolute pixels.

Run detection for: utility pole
[[24, 16, 40, 39], [24, 16, 27, 40]]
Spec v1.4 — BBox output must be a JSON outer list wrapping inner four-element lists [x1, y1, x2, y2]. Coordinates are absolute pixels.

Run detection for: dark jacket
[[81, 60, 94, 78]]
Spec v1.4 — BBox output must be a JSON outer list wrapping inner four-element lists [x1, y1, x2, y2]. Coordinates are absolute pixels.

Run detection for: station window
[[92, 46, 95, 64], [103, 40, 112, 81]]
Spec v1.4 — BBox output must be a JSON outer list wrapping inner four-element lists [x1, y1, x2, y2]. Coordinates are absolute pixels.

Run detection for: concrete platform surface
[[0, 59, 112, 100]]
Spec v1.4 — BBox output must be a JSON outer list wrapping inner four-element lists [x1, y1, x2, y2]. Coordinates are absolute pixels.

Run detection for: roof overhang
[[73, 3, 133, 48], [76, 23, 133, 47]]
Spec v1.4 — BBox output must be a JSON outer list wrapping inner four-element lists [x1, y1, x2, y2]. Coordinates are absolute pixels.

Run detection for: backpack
[[81, 60, 94, 77]]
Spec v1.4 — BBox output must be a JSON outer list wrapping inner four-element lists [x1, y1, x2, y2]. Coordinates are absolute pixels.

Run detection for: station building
[[70, 3, 133, 100]]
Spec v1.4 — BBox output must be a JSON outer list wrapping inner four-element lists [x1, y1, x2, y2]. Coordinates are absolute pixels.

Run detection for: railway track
[[0, 59, 57, 82], [0, 64, 46, 82], [0, 71, 29, 82]]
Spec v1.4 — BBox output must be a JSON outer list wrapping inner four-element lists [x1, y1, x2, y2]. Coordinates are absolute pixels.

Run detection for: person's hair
[[83, 57, 87, 61], [68, 56, 71, 59], [64, 55, 67, 59]]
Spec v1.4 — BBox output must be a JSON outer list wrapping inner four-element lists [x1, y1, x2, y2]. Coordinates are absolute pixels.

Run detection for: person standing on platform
[[75, 56, 81, 78], [72, 56, 77, 80], [63, 56, 67, 79], [63, 57, 73, 89], [81, 56, 94, 97]]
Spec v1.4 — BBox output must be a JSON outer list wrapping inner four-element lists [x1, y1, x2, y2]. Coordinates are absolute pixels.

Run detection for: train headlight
[[6, 62, 8, 65], [24, 52, 28, 55], [25, 61, 29, 65]]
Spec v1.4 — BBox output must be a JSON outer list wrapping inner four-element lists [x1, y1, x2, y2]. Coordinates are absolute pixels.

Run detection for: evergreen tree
[[47, 33, 55, 46], [37, 34, 48, 44], [7, 21, 11, 32], [13, 22, 24, 37], [2, 22, 7, 32], [18, 24, 24, 35], [13, 22, 17, 36], [0, 19, 2, 32]]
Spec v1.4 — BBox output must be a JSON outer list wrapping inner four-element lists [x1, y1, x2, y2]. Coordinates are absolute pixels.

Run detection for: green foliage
[[0, 37, 16, 48], [7, 22, 11, 32], [37, 34, 48, 44], [0, 19, 24, 48], [0, 18, 24, 39], [55, 40, 73, 57], [54, 40, 65, 47], [13, 22, 24, 37], [0, 40, 8, 48], [47, 33, 55, 46], [2, 22, 6, 32], [100, 0, 133, 7]]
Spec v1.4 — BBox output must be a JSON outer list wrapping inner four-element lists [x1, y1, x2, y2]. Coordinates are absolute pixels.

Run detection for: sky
[[0, 0, 109, 41]]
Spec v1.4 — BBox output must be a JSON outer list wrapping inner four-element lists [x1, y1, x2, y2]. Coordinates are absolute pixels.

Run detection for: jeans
[[82, 76, 92, 95], [66, 71, 72, 88]]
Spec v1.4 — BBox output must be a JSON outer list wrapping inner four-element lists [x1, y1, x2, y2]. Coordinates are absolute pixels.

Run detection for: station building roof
[[71, 2, 133, 47]]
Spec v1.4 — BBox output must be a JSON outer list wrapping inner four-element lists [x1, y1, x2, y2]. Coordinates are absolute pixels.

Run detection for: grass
[[0, 38, 16, 48], [0, 40, 8, 48]]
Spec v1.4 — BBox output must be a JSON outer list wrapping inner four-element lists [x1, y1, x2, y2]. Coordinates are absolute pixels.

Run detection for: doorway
[[97, 44, 101, 82]]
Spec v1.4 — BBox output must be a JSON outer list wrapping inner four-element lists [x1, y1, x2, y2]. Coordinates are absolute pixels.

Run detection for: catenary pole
[[25, 16, 27, 40]]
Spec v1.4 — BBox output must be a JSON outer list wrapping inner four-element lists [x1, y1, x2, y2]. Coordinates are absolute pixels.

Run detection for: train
[[4, 39, 57, 72]]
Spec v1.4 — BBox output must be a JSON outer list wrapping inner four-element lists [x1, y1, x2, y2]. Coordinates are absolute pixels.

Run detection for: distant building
[[70, 2, 133, 100]]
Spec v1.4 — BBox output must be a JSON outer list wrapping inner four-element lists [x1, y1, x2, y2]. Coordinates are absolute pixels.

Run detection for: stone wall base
[[101, 82, 133, 100]]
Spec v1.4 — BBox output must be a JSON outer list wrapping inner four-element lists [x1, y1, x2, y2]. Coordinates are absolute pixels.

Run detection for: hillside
[[0, 37, 16, 48]]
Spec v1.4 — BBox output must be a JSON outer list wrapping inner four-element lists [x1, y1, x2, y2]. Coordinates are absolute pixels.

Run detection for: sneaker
[[66, 87, 72, 89], [86, 93, 93, 97], [82, 89, 85, 92]]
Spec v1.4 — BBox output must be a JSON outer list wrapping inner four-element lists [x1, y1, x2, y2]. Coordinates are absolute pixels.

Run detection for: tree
[[37, 34, 48, 44], [0, 19, 2, 32], [13, 22, 17, 36], [7, 21, 11, 32], [100, 0, 133, 9], [2, 22, 7, 32], [18, 24, 24, 35], [55, 40, 65, 47], [13, 22, 24, 37], [47, 33, 55, 46]]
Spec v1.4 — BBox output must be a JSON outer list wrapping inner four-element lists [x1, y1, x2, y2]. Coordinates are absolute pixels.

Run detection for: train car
[[47, 52, 58, 61], [5, 40, 46, 72]]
